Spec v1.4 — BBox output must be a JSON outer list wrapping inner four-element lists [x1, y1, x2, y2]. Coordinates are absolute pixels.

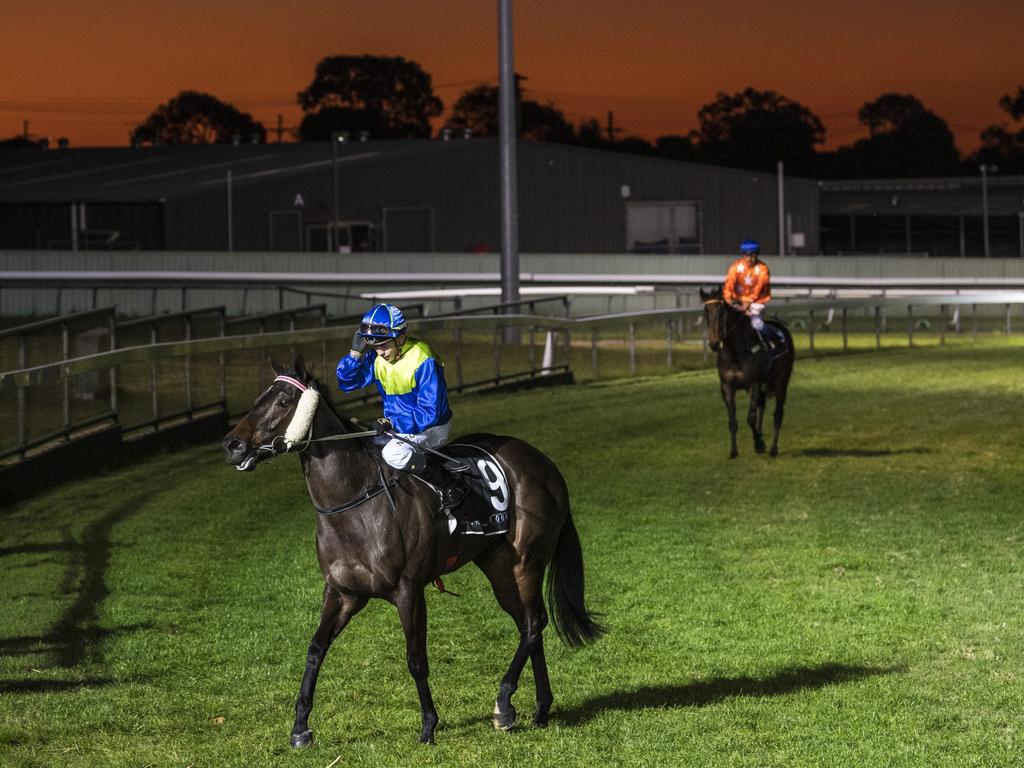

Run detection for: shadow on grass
[[796, 448, 931, 458], [0, 468, 192, 684], [0, 677, 116, 694], [551, 662, 899, 726]]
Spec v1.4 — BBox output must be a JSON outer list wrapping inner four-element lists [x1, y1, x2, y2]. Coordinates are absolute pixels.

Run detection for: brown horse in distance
[[700, 287, 795, 458]]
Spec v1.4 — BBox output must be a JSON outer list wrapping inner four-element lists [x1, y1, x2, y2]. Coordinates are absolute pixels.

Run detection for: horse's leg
[[477, 546, 549, 730], [528, 631, 554, 727], [395, 578, 439, 744], [749, 387, 766, 453], [291, 585, 368, 748], [721, 381, 739, 458], [770, 387, 787, 457]]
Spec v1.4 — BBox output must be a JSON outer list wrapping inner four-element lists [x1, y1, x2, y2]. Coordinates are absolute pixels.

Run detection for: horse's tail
[[545, 513, 606, 647]]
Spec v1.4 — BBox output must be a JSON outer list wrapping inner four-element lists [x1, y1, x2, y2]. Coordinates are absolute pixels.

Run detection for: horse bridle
[[250, 375, 377, 462], [702, 297, 741, 343]]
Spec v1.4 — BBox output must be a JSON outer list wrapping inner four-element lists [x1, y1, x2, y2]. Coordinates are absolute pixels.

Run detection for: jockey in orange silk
[[723, 239, 773, 348]]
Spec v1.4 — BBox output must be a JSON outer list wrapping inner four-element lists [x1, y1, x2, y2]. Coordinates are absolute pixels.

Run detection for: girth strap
[[316, 470, 402, 516]]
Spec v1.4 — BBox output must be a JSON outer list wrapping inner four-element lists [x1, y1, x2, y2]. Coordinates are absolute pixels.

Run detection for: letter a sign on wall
[[293, 194, 305, 208]]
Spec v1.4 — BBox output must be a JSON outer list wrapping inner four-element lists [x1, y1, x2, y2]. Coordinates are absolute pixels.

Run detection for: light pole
[[498, 0, 520, 342], [331, 132, 345, 251], [980, 164, 997, 258]]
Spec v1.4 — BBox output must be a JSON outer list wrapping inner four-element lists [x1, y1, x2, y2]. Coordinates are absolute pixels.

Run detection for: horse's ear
[[294, 355, 308, 380], [699, 287, 708, 300], [270, 357, 284, 375]]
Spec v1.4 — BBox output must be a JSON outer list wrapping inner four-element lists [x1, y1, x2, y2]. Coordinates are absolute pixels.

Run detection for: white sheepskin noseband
[[275, 375, 320, 448]]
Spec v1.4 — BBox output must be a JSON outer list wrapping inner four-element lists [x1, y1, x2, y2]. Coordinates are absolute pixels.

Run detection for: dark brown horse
[[222, 357, 603, 748], [700, 287, 795, 458]]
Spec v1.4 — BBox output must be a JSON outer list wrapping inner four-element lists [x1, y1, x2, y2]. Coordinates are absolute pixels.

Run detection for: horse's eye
[[276, 396, 292, 408]]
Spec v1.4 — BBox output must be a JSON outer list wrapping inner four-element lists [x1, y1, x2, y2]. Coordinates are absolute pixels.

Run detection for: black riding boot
[[410, 459, 468, 511], [753, 327, 775, 352]]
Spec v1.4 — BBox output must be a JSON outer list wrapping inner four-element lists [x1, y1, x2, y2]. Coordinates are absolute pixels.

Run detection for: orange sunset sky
[[1, 0, 1021, 153]]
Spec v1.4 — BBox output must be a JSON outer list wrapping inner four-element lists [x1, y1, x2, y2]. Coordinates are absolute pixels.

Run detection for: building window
[[626, 200, 702, 254]]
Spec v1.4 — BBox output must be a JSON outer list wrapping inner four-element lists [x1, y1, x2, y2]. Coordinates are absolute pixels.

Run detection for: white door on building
[[626, 200, 702, 254]]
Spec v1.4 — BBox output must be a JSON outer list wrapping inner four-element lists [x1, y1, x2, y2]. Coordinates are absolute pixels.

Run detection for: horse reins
[[702, 297, 741, 343], [252, 375, 378, 460], [259, 375, 404, 518]]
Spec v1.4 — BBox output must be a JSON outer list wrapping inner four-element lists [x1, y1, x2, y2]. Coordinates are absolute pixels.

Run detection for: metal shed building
[[0, 139, 820, 256], [819, 175, 1024, 257]]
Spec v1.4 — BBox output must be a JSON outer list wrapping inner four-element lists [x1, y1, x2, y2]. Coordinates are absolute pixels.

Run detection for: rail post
[[628, 322, 636, 376]]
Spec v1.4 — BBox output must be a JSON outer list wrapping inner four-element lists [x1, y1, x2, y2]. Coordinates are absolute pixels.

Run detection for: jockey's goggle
[[359, 322, 404, 343]]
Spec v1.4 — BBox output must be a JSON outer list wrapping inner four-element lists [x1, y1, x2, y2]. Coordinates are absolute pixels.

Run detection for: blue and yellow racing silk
[[336, 337, 452, 434]]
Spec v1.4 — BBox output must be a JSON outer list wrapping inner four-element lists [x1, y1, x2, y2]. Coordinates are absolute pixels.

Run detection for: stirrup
[[440, 482, 468, 510]]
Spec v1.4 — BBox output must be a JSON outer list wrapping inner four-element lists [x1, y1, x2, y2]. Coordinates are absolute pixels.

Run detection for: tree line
[[4, 54, 1023, 178]]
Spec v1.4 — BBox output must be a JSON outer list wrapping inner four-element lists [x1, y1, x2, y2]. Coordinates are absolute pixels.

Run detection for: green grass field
[[2, 340, 1023, 767]]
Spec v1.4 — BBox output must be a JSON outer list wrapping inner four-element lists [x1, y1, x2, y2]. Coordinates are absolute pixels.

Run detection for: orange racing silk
[[722, 258, 771, 305]]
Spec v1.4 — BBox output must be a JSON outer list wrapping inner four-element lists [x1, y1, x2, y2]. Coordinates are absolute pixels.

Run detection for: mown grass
[[1, 340, 1023, 767]]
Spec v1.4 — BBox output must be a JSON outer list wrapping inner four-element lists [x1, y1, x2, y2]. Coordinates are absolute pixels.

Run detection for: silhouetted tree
[[858, 93, 930, 137], [297, 55, 442, 139], [973, 86, 1024, 173], [131, 91, 265, 145], [655, 134, 699, 161], [821, 93, 959, 177], [694, 88, 825, 175], [614, 136, 656, 156], [443, 84, 575, 143], [0, 136, 40, 149], [297, 107, 391, 142], [573, 118, 608, 149], [999, 86, 1024, 120]]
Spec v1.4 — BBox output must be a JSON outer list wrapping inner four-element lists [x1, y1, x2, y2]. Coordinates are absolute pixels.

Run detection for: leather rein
[[702, 297, 745, 345], [263, 375, 401, 518]]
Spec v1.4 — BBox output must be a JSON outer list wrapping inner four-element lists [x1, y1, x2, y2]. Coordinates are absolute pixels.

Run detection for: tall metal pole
[[226, 170, 234, 252], [498, 0, 520, 324], [776, 160, 785, 256], [332, 134, 340, 251], [980, 164, 991, 258]]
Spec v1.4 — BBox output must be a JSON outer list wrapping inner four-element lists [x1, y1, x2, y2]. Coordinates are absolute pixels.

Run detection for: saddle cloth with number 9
[[444, 443, 512, 536]]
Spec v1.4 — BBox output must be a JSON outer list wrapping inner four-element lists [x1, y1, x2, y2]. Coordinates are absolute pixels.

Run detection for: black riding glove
[[375, 418, 393, 435], [351, 331, 368, 356]]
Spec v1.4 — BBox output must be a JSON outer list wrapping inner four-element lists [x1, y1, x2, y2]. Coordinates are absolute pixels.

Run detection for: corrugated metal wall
[[517, 143, 820, 254], [152, 140, 820, 255]]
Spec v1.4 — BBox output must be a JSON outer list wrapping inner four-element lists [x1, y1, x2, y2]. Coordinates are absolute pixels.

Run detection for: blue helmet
[[740, 239, 760, 254], [358, 303, 407, 343]]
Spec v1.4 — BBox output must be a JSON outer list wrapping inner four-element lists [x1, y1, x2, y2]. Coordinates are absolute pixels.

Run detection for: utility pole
[[514, 73, 527, 136], [606, 111, 622, 144], [776, 161, 786, 256], [980, 164, 996, 258], [276, 115, 284, 143], [498, 0, 520, 341]]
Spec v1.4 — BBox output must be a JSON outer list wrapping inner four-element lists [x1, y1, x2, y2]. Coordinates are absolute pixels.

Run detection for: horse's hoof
[[290, 729, 313, 748], [419, 732, 436, 745], [769, 448, 779, 457], [729, 451, 738, 459], [755, 443, 766, 454], [493, 706, 517, 731], [533, 714, 549, 728]]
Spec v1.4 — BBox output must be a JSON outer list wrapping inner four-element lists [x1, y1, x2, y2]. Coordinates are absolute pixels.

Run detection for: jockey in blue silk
[[336, 303, 467, 511]]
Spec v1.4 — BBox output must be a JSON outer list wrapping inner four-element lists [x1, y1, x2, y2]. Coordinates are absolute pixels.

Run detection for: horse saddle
[[753, 322, 788, 357], [439, 444, 512, 537]]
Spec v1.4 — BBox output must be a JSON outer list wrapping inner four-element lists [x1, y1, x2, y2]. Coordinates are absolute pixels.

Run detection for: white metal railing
[[2, 293, 1022, 462]]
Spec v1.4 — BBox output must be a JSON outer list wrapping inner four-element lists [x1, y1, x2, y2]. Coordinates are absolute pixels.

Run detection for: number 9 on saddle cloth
[[373, 431, 512, 537]]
